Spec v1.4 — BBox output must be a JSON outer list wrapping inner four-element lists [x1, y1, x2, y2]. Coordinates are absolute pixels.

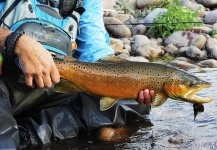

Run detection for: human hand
[[137, 89, 154, 107], [14, 34, 60, 88]]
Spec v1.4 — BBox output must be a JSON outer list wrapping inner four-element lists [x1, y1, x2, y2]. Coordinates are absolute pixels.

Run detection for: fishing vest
[[0, 0, 85, 59]]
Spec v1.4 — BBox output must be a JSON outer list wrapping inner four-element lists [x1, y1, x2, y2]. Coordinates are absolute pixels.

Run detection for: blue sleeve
[[74, 0, 114, 62], [0, 2, 5, 11]]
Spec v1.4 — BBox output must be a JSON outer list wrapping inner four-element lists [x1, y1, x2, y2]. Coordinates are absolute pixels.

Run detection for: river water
[[35, 68, 217, 150]]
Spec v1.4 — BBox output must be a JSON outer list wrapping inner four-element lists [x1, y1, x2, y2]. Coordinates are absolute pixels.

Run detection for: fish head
[[163, 71, 212, 104]]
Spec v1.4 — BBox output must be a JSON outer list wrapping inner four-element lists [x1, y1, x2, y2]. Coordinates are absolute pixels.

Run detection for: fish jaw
[[184, 84, 212, 103], [163, 78, 212, 104]]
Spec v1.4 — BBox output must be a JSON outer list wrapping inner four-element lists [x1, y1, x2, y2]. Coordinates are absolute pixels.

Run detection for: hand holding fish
[[138, 89, 154, 107], [14, 34, 60, 88]]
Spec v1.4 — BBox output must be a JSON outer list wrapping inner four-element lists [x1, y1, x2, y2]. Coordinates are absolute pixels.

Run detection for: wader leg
[[0, 81, 20, 149]]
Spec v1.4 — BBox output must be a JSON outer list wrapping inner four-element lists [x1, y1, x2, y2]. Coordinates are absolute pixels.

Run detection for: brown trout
[[54, 58, 212, 112]]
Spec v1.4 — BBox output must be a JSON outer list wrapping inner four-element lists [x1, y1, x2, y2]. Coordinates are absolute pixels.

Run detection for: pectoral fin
[[54, 79, 82, 93], [152, 92, 168, 107], [100, 97, 117, 111]]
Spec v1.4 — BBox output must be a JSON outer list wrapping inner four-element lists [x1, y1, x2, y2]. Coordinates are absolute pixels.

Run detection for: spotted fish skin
[[54, 59, 212, 109]]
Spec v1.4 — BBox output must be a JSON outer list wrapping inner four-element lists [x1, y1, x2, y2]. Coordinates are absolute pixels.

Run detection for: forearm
[[0, 27, 12, 52], [75, 0, 114, 62]]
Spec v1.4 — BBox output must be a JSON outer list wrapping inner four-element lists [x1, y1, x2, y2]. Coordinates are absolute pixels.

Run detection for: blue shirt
[[0, 0, 114, 62]]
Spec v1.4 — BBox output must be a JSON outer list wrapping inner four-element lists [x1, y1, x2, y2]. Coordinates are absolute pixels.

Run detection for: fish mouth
[[184, 84, 212, 103]]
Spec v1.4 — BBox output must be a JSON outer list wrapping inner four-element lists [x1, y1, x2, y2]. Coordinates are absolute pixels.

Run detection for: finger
[[42, 72, 53, 88], [137, 91, 145, 104], [150, 90, 155, 101], [25, 74, 34, 88], [143, 89, 151, 106], [50, 65, 60, 84], [34, 75, 44, 88]]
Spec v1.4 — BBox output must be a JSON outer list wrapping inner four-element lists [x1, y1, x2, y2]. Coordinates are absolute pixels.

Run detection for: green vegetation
[[211, 30, 217, 38], [116, 0, 135, 14], [148, 0, 203, 38], [151, 54, 174, 63]]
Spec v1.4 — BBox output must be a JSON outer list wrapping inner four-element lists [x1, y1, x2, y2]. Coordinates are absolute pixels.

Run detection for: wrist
[[4, 30, 25, 64]]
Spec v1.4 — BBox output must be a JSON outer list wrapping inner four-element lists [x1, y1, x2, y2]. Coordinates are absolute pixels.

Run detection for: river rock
[[135, 43, 164, 59], [124, 44, 131, 52], [197, 59, 217, 68], [104, 17, 131, 38], [169, 60, 200, 71], [120, 38, 131, 45], [186, 26, 212, 34], [102, 0, 117, 11], [186, 46, 207, 60], [148, 38, 156, 45], [204, 10, 217, 24], [115, 49, 130, 56], [206, 38, 217, 59], [213, 23, 217, 30], [156, 38, 163, 46], [174, 57, 196, 64], [191, 34, 207, 49], [180, 0, 206, 17], [115, 14, 137, 24], [110, 38, 124, 51], [131, 35, 150, 51], [178, 47, 189, 56], [107, 10, 119, 17], [196, 0, 217, 8], [164, 31, 202, 48], [127, 56, 149, 62], [137, 0, 164, 9], [132, 25, 147, 35], [163, 44, 179, 56], [116, 14, 137, 29], [144, 8, 167, 24]]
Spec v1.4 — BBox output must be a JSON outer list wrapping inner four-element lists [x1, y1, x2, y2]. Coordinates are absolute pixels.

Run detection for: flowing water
[[35, 68, 217, 150]]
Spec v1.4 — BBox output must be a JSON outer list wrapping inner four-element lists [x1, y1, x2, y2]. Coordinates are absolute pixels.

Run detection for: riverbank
[[102, 0, 217, 71]]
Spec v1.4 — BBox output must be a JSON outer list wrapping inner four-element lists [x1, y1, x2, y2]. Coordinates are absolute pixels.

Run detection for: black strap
[[0, 0, 23, 26]]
